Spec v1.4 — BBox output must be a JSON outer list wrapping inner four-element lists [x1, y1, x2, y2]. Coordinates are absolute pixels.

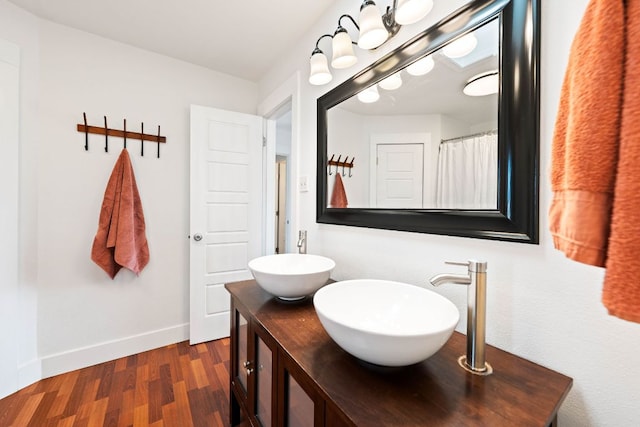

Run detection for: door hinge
[[262, 136, 267, 147]]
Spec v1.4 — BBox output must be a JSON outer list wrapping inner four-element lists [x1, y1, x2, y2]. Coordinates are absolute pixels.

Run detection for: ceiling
[[8, 0, 338, 82]]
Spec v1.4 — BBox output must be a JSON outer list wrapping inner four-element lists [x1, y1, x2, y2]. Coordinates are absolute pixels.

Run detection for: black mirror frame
[[316, 0, 540, 244]]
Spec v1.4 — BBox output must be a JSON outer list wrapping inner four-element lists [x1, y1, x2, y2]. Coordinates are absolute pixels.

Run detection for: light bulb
[[443, 33, 478, 58], [379, 72, 403, 90], [406, 55, 434, 76], [395, 0, 433, 25], [309, 50, 332, 85], [357, 85, 380, 103], [358, 1, 388, 49]]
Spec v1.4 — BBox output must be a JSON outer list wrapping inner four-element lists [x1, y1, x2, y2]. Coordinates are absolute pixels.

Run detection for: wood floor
[[0, 339, 231, 427]]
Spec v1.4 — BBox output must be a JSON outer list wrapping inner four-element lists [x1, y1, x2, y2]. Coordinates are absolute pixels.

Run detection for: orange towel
[[330, 174, 348, 208], [603, 0, 640, 323], [91, 148, 149, 279], [549, 0, 625, 267]]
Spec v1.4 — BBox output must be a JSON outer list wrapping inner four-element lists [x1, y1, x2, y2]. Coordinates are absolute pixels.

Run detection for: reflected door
[[376, 143, 424, 208]]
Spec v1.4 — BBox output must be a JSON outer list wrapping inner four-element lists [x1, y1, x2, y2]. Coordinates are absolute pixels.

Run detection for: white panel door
[[190, 105, 263, 344], [376, 143, 424, 208], [0, 39, 20, 399]]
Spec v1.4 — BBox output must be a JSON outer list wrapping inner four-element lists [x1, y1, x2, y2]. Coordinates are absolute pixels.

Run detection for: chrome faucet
[[430, 260, 492, 375], [297, 230, 307, 254]]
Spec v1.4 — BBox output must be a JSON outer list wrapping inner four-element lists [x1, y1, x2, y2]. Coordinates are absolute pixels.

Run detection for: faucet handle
[[445, 260, 487, 272], [445, 261, 469, 267]]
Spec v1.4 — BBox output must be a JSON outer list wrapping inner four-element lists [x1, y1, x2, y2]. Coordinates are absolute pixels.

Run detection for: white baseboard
[[18, 358, 42, 390], [40, 323, 189, 379]]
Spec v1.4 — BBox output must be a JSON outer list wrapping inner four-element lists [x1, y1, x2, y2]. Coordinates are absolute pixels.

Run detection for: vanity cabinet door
[[251, 322, 278, 427], [230, 302, 252, 425], [278, 352, 325, 427]]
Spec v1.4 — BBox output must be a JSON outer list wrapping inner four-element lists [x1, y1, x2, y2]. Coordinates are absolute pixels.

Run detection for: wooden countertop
[[226, 280, 572, 427]]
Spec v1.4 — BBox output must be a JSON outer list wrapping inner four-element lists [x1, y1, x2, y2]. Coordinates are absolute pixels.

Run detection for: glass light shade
[[463, 71, 499, 96], [332, 30, 357, 69], [358, 2, 389, 49], [395, 0, 434, 25], [406, 55, 434, 76], [309, 51, 332, 85], [443, 33, 478, 58], [378, 72, 403, 90], [357, 85, 380, 103]]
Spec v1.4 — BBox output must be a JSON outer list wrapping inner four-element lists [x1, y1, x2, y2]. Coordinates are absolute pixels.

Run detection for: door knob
[[193, 233, 203, 241]]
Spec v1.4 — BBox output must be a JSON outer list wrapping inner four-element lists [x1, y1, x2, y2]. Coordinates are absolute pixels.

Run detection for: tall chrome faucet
[[297, 230, 307, 254], [430, 260, 492, 375]]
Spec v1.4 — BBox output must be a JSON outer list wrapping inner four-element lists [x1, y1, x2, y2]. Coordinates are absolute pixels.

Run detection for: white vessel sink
[[313, 279, 460, 367], [248, 254, 335, 301]]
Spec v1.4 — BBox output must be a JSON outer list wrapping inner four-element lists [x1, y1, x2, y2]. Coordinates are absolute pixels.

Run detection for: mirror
[[317, 0, 540, 243]]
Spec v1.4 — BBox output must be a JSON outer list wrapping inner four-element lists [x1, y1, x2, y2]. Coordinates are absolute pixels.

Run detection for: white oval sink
[[313, 279, 459, 367], [248, 254, 335, 301]]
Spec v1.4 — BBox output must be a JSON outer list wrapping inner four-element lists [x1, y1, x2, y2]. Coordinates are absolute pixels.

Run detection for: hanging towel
[[549, 0, 625, 267], [91, 148, 150, 279], [330, 173, 348, 208], [603, 0, 640, 323]]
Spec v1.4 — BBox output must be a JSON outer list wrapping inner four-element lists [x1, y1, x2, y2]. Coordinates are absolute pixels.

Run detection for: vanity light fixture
[[357, 84, 380, 103], [332, 21, 358, 69], [443, 33, 478, 58], [379, 72, 403, 90], [406, 55, 435, 76], [309, 34, 334, 85], [463, 71, 499, 96], [309, 0, 434, 85]]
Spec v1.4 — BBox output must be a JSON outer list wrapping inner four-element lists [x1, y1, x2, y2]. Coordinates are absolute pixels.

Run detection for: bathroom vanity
[[226, 280, 572, 426]]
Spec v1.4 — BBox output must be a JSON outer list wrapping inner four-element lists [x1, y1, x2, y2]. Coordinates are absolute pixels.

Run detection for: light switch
[[299, 176, 308, 192]]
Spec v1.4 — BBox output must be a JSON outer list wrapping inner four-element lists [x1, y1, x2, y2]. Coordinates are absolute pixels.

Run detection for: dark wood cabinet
[[231, 301, 280, 426], [227, 280, 572, 427]]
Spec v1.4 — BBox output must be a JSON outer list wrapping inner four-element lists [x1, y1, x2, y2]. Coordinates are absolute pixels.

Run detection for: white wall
[[0, 37, 21, 400], [259, 0, 640, 426], [0, 0, 41, 393], [1, 1, 259, 382], [35, 21, 258, 376]]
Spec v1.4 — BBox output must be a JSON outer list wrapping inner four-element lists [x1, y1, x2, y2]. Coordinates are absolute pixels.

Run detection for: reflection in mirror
[[327, 18, 499, 210], [317, 0, 540, 244]]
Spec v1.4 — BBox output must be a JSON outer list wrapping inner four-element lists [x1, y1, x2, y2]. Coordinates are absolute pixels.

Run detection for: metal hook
[[123, 119, 127, 149], [157, 125, 161, 159], [328, 154, 335, 175], [342, 156, 348, 176], [336, 155, 342, 176], [104, 116, 108, 153], [83, 112, 88, 151], [349, 157, 354, 177], [140, 122, 144, 157]]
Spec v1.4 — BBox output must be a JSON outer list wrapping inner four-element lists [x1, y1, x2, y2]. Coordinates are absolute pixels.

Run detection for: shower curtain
[[435, 133, 498, 209]]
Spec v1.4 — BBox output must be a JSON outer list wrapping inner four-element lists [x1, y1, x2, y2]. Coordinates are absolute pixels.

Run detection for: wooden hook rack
[[327, 154, 354, 169], [77, 123, 167, 143], [327, 154, 355, 176], [77, 115, 167, 143]]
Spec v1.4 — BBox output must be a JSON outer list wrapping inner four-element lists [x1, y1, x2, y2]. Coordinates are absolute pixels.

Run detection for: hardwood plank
[[12, 392, 44, 426], [0, 339, 231, 427]]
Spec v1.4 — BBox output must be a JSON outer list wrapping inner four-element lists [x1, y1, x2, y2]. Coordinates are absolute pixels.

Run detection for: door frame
[[258, 72, 301, 255]]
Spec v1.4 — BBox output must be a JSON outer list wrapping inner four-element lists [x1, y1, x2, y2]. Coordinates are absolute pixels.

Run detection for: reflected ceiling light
[[443, 33, 478, 58], [395, 0, 434, 25], [309, 1, 434, 85], [463, 71, 499, 96], [357, 85, 380, 103], [379, 72, 403, 90], [406, 55, 434, 76], [308, 34, 333, 85]]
